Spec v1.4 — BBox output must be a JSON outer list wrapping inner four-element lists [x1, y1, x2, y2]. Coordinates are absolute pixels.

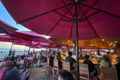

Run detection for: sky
[[0, 1, 31, 31]]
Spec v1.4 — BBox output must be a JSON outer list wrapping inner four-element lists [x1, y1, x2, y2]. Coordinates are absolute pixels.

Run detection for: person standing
[[84, 55, 97, 80], [65, 51, 76, 71], [49, 52, 55, 68], [99, 55, 117, 80], [57, 52, 63, 70]]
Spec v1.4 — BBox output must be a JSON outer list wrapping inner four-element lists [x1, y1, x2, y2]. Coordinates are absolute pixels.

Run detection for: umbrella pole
[[74, 41, 80, 80], [72, 16, 80, 80], [73, 2, 80, 80], [73, 22, 80, 80]]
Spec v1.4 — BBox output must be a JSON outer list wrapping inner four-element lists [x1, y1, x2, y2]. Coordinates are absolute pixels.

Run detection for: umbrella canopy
[[2, 0, 120, 40], [0, 34, 14, 42], [12, 31, 50, 41], [0, 21, 51, 42], [0, 32, 51, 47], [29, 41, 50, 48], [2, 1, 120, 79]]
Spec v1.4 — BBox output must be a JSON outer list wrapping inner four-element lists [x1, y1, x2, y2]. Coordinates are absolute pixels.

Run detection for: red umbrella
[[2, 0, 120, 39], [2, 1, 120, 79], [0, 29, 51, 48], [11, 31, 51, 42], [0, 21, 51, 42], [29, 41, 50, 48], [0, 34, 16, 42]]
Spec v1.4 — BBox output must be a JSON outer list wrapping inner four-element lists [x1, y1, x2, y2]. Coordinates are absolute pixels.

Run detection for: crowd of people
[[48, 49, 120, 80], [0, 48, 120, 80], [0, 57, 30, 80], [0, 50, 48, 80]]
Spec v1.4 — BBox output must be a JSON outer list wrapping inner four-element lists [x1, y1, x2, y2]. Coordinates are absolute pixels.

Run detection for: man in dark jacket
[[66, 51, 76, 71], [84, 55, 98, 78]]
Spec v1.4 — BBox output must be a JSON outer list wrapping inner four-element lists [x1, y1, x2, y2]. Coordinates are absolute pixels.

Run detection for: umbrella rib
[[79, 11, 100, 22], [62, 0, 73, 15], [80, 3, 120, 19], [77, 5, 100, 39], [81, 10, 100, 38], [54, 11, 71, 21], [19, 3, 72, 24], [86, 18, 100, 38], [68, 22, 73, 39], [47, 3, 75, 35], [46, 18, 62, 35], [54, 4, 74, 22], [78, 0, 99, 19], [77, 0, 100, 21]]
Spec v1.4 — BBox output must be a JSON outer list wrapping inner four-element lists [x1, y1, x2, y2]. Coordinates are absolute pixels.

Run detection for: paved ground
[[28, 65, 118, 80], [29, 66, 49, 80]]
